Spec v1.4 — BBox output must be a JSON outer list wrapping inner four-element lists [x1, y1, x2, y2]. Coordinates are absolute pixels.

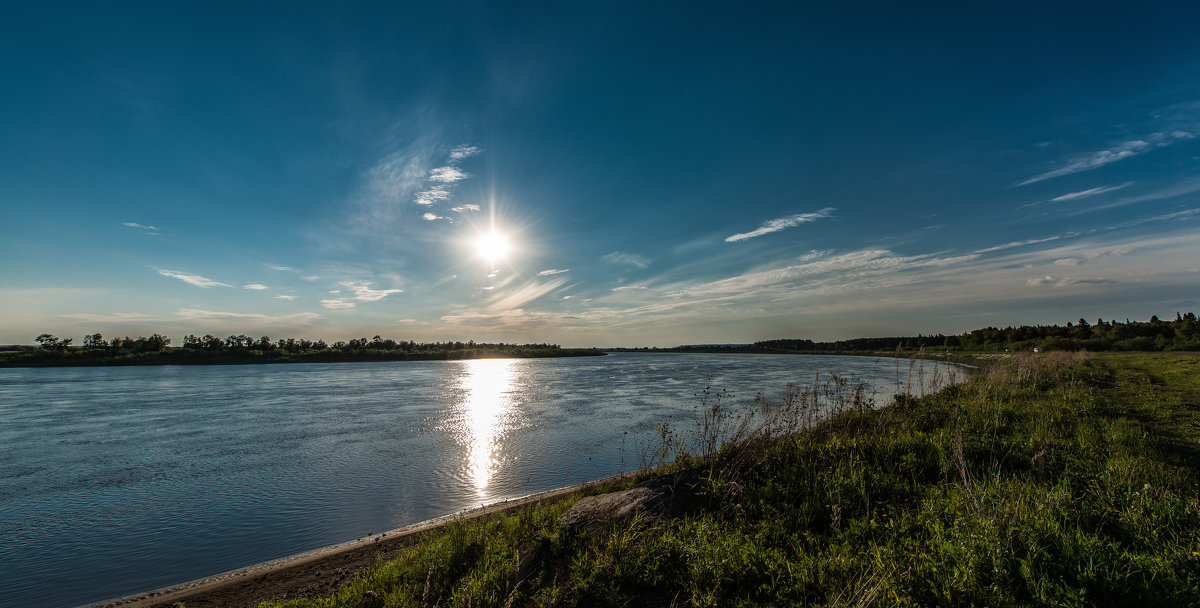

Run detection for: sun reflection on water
[[455, 358, 517, 496]]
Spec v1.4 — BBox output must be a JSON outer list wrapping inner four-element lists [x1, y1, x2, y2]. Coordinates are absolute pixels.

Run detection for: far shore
[[0, 346, 605, 369]]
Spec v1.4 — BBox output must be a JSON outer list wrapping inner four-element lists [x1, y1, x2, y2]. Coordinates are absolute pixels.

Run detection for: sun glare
[[475, 231, 512, 263]]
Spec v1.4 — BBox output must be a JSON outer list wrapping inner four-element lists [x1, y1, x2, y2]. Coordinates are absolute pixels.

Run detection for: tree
[[35, 334, 71, 351], [141, 333, 170, 352], [83, 333, 105, 349], [225, 335, 251, 350], [1073, 318, 1092, 339]]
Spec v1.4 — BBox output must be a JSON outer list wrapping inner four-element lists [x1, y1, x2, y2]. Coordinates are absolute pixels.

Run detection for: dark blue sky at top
[[2, 2, 1199, 345]]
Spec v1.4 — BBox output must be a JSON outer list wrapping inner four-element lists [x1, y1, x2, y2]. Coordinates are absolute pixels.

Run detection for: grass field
[[256, 353, 1200, 607]]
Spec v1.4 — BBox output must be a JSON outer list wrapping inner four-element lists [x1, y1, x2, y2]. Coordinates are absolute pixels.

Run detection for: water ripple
[[0, 354, 954, 607]]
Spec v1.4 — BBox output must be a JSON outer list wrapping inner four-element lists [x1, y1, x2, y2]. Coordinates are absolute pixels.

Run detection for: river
[[0, 353, 956, 607]]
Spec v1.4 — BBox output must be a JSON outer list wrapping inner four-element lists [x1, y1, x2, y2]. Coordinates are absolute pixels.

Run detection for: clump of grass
[[259, 353, 1200, 607]]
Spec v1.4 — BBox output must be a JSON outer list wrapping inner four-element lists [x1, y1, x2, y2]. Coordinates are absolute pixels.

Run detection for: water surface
[[0, 353, 952, 607]]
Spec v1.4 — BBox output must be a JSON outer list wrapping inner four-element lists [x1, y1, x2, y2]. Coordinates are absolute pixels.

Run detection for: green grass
[[258, 353, 1200, 607]]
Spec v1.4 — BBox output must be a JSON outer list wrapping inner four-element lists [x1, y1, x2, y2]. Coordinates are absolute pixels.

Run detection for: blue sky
[[2, 2, 1199, 346]]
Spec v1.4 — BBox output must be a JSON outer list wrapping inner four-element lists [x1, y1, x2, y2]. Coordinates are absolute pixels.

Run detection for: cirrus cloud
[[320, 281, 404, 309], [1049, 182, 1133, 202], [123, 221, 159, 233], [449, 145, 481, 161], [1026, 275, 1115, 287], [414, 185, 451, 206], [1018, 130, 1194, 187], [725, 208, 835, 242], [429, 166, 468, 183], [602, 251, 650, 269], [60, 312, 154, 323], [173, 309, 321, 323], [156, 269, 231, 288]]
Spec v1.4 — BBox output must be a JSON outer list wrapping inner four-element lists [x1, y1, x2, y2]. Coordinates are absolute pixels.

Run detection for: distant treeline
[[0, 333, 603, 367], [742, 313, 1200, 353]]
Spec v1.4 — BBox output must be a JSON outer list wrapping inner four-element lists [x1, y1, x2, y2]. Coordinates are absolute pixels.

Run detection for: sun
[[475, 231, 512, 264]]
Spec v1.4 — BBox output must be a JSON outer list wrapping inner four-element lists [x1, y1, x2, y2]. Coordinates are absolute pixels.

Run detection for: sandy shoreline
[[82, 472, 638, 608]]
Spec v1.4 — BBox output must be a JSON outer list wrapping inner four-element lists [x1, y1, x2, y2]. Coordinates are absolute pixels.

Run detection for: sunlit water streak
[[0, 353, 955, 607], [455, 359, 518, 492]]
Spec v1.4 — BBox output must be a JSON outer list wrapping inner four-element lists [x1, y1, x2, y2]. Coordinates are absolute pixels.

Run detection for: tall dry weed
[[642, 357, 960, 485]]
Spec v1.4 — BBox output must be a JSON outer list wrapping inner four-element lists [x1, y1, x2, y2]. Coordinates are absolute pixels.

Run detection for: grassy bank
[[258, 353, 1200, 607]]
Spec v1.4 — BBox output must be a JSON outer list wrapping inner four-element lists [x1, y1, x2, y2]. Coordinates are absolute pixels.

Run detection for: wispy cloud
[[1049, 182, 1133, 202], [321, 281, 404, 309], [1101, 207, 1200, 231], [972, 233, 1076, 254], [1018, 140, 1149, 186], [123, 221, 159, 233], [1019, 131, 1194, 186], [60, 312, 154, 323], [725, 207, 835, 243], [1026, 275, 1114, 287], [244, 283, 268, 290], [439, 308, 556, 332], [429, 166, 468, 183], [422, 212, 445, 221], [270, 265, 292, 271], [449, 145, 481, 161], [156, 269, 231, 288], [424, 229, 1200, 344], [537, 268, 570, 276], [173, 309, 321, 323], [451, 204, 481, 212], [602, 251, 650, 269], [1044, 247, 1131, 268], [342, 281, 403, 301], [486, 278, 567, 311], [362, 141, 480, 211], [662, 249, 981, 301], [1085, 178, 1200, 214], [369, 148, 429, 204], [414, 185, 451, 206], [515, 248, 988, 335], [274, 295, 298, 300]]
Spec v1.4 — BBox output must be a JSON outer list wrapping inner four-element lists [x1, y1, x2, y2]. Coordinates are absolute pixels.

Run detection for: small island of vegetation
[[0, 333, 602, 368]]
